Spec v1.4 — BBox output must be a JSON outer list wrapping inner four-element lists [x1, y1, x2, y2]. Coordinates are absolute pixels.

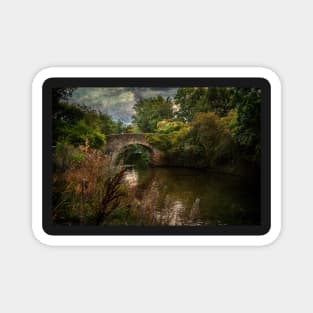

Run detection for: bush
[[147, 113, 237, 168], [54, 142, 85, 171], [55, 119, 106, 149]]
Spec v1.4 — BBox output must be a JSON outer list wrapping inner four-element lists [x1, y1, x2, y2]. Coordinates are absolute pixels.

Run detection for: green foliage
[[146, 120, 190, 152], [156, 120, 187, 133], [132, 96, 173, 132], [173, 87, 261, 164], [147, 112, 237, 168], [146, 133, 171, 151], [175, 87, 234, 121], [53, 101, 85, 126], [54, 116, 106, 149], [124, 124, 140, 133], [97, 113, 117, 134], [117, 144, 150, 168], [231, 88, 261, 160], [53, 101, 131, 149], [52, 88, 76, 104], [53, 101, 105, 148], [53, 88, 131, 150], [188, 112, 235, 167]]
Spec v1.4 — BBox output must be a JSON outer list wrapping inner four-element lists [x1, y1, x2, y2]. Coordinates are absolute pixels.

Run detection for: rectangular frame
[[32, 67, 281, 246]]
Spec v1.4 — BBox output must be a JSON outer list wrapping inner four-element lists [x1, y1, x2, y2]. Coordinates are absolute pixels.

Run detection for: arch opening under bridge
[[105, 134, 162, 166]]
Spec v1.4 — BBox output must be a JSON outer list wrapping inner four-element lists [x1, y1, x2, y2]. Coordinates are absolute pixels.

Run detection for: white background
[[0, 0, 311, 312]]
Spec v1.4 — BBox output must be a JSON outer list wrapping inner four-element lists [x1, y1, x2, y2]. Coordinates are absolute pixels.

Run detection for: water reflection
[[123, 168, 138, 187], [123, 167, 260, 226]]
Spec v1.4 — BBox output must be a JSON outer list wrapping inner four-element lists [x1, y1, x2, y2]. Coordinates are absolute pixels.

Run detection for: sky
[[69, 87, 178, 124]]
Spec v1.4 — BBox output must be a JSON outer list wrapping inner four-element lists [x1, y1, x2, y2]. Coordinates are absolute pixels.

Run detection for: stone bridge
[[105, 133, 163, 166]]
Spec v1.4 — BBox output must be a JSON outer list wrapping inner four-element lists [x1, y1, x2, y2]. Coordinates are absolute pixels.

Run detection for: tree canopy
[[132, 96, 173, 132], [174, 87, 234, 121]]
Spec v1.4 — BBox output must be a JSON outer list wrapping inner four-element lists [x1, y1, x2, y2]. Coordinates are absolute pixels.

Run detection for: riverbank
[[149, 158, 259, 177]]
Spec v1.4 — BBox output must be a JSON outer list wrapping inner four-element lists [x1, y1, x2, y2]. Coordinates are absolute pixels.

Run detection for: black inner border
[[43, 77, 271, 236]]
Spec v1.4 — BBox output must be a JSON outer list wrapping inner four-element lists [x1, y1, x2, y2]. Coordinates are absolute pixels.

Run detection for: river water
[[124, 167, 260, 226]]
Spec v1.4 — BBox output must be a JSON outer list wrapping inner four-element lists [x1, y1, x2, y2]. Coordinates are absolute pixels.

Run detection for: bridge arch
[[105, 134, 162, 166]]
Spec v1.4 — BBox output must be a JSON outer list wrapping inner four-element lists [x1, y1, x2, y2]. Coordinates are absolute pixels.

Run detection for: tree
[[231, 88, 261, 161], [175, 87, 234, 121], [52, 88, 76, 105], [132, 96, 173, 132], [116, 120, 126, 134], [98, 112, 119, 134], [53, 102, 107, 149], [146, 120, 190, 152], [190, 112, 223, 165]]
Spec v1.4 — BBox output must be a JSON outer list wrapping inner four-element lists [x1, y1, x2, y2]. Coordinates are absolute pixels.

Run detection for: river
[[123, 167, 260, 226]]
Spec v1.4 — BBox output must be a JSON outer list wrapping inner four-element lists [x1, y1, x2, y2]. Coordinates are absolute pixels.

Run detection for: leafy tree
[[175, 87, 234, 121], [189, 112, 234, 166], [231, 88, 261, 161], [174, 87, 207, 122], [156, 120, 187, 134], [146, 120, 190, 152], [52, 88, 76, 104], [116, 120, 126, 134], [52, 89, 130, 148], [147, 113, 236, 168], [53, 102, 107, 149], [54, 117, 105, 149], [132, 96, 173, 132], [98, 112, 119, 134]]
